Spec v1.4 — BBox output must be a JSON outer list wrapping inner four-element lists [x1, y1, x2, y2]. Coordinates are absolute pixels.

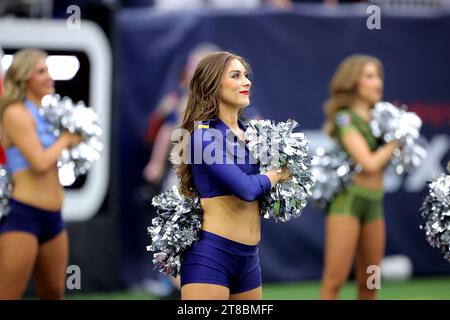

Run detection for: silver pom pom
[[147, 186, 203, 277], [371, 102, 427, 175], [245, 119, 314, 222], [40, 94, 103, 186], [310, 146, 360, 209], [420, 173, 450, 263], [0, 165, 12, 220]]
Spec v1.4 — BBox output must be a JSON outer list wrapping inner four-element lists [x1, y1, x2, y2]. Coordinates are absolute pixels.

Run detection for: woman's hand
[[264, 165, 292, 188], [61, 131, 83, 148], [279, 165, 292, 181]]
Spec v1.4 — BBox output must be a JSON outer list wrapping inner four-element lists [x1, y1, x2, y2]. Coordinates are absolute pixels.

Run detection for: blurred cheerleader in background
[[0, 49, 82, 299], [320, 55, 401, 300]]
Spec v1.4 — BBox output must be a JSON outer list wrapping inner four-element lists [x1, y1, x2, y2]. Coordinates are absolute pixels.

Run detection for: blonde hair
[[323, 54, 383, 137], [0, 49, 48, 120]]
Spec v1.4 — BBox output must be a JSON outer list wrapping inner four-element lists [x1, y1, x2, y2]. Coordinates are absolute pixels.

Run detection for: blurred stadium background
[[0, 0, 449, 299]]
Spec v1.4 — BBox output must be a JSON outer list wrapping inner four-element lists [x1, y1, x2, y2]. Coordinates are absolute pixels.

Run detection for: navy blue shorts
[[0, 198, 65, 244], [180, 230, 261, 294]]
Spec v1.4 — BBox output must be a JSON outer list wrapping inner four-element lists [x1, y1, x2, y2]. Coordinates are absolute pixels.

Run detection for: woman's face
[[220, 58, 252, 109], [26, 56, 55, 99], [356, 62, 383, 105]]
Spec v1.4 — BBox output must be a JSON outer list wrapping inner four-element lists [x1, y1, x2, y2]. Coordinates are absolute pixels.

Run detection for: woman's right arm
[[143, 122, 177, 184], [4, 106, 81, 174], [341, 130, 399, 174], [192, 127, 292, 201]]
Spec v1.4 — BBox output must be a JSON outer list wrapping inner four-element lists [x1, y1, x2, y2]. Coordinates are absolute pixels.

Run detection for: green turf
[[67, 292, 157, 300], [262, 276, 450, 300], [65, 277, 450, 300]]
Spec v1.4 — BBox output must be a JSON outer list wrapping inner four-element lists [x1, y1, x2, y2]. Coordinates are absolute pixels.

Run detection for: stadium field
[[65, 276, 450, 300]]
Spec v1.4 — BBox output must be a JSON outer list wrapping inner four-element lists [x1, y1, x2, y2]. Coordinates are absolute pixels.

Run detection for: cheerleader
[[320, 55, 400, 300], [173, 52, 291, 300], [0, 49, 82, 299]]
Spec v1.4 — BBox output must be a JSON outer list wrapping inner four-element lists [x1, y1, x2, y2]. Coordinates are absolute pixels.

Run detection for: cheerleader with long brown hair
[[173, 51, 291, 300]]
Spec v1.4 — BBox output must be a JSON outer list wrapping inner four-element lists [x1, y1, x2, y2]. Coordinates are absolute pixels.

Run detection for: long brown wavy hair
[[323, 54, 383, 137], [0, 49, 47, 121], [173, 51, 250, 198]]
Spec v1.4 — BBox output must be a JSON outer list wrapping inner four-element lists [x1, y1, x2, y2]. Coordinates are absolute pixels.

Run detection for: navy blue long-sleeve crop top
[[189, 116, 272, 201]]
